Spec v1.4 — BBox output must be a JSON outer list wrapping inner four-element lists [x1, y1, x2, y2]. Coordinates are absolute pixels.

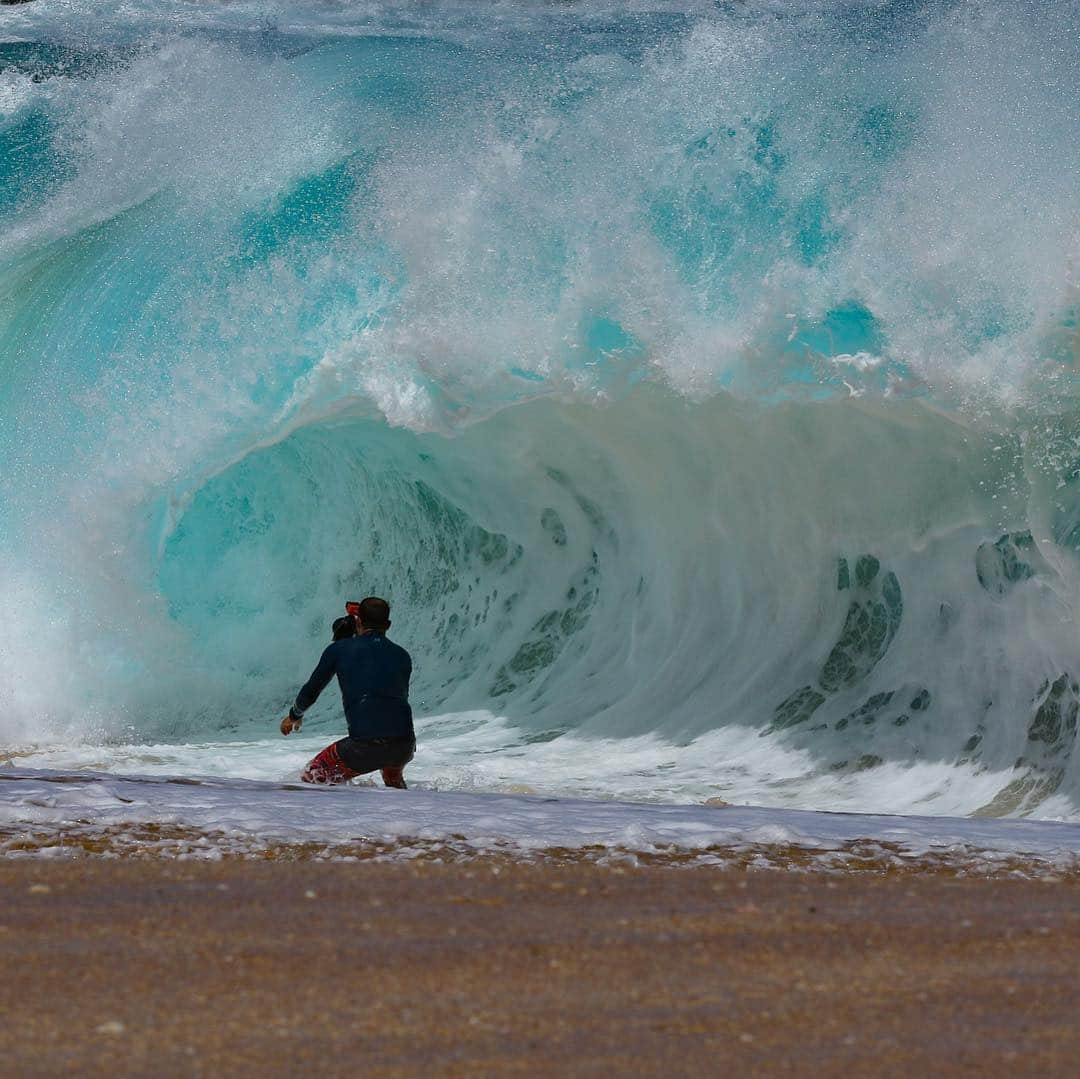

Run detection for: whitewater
[[2, 0, 1080, 863]]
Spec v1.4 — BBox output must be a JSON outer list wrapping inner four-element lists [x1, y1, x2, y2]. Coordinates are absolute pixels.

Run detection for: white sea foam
[[0, 71, 37, 118], [7, 710, 1074, 823], [3, 764, 1079, 876]]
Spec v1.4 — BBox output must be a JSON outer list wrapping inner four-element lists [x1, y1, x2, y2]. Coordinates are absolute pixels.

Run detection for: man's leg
[[301, 741, 360, 785], [333, 736, 414, 789], [380, 766, 407, 790]]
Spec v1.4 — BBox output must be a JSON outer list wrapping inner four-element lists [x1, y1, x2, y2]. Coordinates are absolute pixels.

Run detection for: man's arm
[[280, 646, 337, 736]]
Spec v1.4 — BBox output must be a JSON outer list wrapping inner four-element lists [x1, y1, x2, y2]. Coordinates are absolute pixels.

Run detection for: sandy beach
[[2, 859, 1078, 1077]]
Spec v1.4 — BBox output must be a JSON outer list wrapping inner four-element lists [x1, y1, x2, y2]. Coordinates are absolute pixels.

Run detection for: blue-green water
[[2, 1, 1079, 817]]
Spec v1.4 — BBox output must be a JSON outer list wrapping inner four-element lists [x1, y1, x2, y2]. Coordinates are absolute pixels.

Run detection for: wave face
[[2, 1, 1080, 816]]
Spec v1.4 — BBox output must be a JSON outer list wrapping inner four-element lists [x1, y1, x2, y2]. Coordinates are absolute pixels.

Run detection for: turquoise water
[[2, 1, 1079, 817]]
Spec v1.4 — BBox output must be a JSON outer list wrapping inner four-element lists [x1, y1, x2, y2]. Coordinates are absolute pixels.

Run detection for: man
[[281, 596, 415, 789]]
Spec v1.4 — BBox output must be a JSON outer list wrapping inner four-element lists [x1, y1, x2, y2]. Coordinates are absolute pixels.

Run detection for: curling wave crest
[[1, 0, 1079, 818]]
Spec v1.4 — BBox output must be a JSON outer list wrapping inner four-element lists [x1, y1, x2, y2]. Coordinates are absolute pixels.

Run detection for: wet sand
[[1, 860, 1078, 1077]]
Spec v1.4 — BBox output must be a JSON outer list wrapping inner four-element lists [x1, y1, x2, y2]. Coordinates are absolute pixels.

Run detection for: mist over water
[[2, 1, 1079, 817]]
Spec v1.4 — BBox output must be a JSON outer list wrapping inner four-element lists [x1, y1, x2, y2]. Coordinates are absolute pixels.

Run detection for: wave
[[1, 1, 1079, 816]]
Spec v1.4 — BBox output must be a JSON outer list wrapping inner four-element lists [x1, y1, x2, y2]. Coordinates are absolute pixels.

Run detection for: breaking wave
[[2, 0, 1079, 816]]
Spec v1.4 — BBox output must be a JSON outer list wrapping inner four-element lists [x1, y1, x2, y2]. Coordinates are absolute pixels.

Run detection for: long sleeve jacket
[[290, 631, 413, 739]]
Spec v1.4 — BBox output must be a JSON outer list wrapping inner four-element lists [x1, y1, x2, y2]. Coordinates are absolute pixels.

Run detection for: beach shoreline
[[3, 859, 1078, 1076], [6, 768, 1080, 880]]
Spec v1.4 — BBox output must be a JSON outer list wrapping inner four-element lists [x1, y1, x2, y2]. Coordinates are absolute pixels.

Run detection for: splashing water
[[2, 0, 1080, 819]]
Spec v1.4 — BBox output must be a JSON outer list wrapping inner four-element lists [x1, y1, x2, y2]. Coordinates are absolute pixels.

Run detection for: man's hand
[[280, 715, 302, 736]]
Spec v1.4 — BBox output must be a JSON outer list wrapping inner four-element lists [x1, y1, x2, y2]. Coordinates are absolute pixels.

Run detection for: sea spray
[[1, 1, 1079, 816]]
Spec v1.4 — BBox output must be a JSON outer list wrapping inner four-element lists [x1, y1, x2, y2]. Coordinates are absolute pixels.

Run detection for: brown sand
[[1, 859, 1078, 1077]]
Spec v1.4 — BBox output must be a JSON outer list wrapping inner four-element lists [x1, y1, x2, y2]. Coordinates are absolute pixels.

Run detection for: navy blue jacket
[[290, 631, 413, 740]]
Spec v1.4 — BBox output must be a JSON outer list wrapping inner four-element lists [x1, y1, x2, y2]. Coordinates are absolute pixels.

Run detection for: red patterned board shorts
[[302, 736, 414, 789]]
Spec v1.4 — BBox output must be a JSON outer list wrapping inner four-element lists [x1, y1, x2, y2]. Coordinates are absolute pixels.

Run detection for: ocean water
[[2, 0, 1080, 825]]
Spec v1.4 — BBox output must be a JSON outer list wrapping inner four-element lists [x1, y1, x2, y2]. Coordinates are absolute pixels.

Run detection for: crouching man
[[281, 597, 414, 789]]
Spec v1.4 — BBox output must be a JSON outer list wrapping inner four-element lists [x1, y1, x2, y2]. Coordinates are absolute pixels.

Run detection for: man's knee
[[304, 742, 356, 785], [302, 764, 338, 784]]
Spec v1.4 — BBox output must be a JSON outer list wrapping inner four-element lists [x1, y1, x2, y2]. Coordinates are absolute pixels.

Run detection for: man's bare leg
[[381, 766, 407, 789]]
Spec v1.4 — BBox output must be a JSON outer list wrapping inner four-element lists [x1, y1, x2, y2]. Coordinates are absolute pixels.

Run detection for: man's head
[[357, 596, 391, 632]]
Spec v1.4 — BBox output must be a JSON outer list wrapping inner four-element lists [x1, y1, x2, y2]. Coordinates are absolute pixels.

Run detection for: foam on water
[[4, 764, 1080, 876], [4, 710, 1029, 820], [2, 1, 1080, 823]]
